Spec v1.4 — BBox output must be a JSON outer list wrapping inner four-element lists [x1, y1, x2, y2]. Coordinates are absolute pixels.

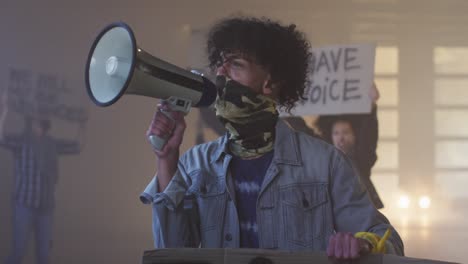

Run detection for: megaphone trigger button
[[159, 101, 173, 112]]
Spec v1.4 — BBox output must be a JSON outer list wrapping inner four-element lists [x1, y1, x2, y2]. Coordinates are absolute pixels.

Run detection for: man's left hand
[[326, 232, 372, 260]]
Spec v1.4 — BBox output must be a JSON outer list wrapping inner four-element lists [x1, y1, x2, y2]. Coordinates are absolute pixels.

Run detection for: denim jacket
[[141, 120, 404, 255]]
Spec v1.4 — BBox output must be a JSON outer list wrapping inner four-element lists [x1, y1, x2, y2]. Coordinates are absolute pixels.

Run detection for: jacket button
[[225, 233, 232, 241]]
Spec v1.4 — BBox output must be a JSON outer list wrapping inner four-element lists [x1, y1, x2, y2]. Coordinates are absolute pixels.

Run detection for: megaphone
[[85, 22, 217, 150]]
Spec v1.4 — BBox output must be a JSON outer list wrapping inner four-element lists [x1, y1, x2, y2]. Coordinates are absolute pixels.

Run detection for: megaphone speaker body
[[86, 22, 217, 150]]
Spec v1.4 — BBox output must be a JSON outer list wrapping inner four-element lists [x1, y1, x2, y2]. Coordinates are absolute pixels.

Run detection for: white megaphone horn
[[85, 22, 217, 150]]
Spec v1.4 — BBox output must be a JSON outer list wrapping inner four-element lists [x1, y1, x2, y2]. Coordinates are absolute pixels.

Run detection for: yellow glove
[[354, 228, 392, 253]]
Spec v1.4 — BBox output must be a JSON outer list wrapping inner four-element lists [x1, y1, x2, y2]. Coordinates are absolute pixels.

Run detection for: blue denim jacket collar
[[213, 120, 302, 166], [273, 120, 302, 166]]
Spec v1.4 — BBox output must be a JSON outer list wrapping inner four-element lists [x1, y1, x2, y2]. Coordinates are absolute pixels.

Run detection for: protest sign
[[286, 43, 375, 116], [4, 68, 87, 123]]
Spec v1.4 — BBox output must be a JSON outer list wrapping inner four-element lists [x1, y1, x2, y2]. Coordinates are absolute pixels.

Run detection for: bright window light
[[398, 195, 410, 209], [419, 196, 431, 209]]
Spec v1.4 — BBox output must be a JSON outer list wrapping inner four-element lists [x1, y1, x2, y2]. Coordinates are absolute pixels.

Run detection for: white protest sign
[[4, 68, 87, 123], [285, 43, 375, 116]]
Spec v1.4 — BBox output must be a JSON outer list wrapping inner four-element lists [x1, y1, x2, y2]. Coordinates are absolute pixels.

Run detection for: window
[[372, 46, 400, 208], [433, 47, 468, 198], [373, 46, 399, 172]]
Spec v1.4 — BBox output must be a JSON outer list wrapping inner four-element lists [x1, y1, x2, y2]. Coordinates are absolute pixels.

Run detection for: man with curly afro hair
[[142, 16, 403, 261]]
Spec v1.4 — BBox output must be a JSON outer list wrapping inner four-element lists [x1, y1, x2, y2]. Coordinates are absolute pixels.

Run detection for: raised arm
[[147, 101, 187, 192], [354, 82, 380, 175], [354, 104, 379, 174], [0, 87, 8, 142], [145, 102, 201, 247], [0, 88, 21, 150]]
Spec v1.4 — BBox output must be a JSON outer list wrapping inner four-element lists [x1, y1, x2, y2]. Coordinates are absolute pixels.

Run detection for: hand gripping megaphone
[[85, 22, 217, 150]]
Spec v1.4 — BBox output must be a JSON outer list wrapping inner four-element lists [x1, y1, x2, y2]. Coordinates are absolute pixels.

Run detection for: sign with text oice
[[287, 43, 375, 116]]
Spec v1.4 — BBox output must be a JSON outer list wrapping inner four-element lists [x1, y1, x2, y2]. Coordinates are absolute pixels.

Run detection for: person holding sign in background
[[316, 82, 384, 209], [141, 16, 403, 261], [0, 88, 86, 264]]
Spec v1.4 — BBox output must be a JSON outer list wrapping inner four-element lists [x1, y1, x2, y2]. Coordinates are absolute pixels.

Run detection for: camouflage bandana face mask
[[214, 76, 279, 159]]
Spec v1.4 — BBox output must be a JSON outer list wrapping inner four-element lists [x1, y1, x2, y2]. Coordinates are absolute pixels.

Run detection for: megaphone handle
[[148, 97, 192, 151], [148, 134, 168, 151], [148, 109, 175, 151]]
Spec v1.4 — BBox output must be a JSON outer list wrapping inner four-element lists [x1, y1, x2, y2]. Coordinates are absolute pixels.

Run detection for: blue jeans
[[4, 204, 54, 264]]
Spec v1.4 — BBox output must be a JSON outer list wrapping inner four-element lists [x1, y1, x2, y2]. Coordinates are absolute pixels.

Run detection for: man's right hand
[[146, 101, 186, 159], [146, 101, 187, 192]]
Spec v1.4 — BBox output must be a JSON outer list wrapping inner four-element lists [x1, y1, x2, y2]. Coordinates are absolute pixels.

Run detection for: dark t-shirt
[[230, 151, 274, 248]]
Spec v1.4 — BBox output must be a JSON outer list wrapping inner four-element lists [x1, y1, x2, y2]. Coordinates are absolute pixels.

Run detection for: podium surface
[[143, 248, 459, 264]]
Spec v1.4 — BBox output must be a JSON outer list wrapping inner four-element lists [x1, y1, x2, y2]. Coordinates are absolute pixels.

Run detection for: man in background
[[0, 88, 85, 264]]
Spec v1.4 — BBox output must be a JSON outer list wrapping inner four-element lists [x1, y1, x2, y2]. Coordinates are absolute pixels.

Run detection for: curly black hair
[[206, 16, 312, 112]]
